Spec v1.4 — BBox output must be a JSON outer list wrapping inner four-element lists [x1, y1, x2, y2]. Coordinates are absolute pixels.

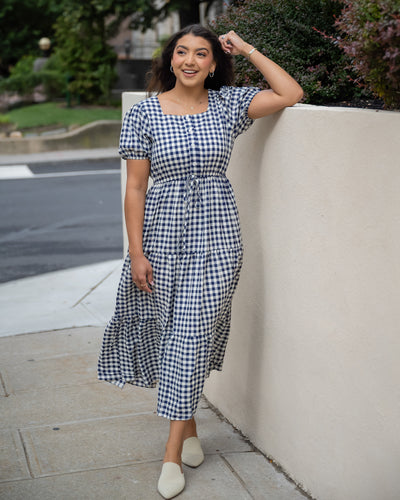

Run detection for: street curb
[[0, 147, 119, 165]]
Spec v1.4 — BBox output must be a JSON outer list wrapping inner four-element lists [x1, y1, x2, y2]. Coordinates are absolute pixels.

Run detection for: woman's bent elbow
[[287, 89, 304, 107], [295, 88, 304, 103]]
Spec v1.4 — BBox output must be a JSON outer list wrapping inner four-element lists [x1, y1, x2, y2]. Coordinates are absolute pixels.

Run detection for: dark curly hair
[[146, 24, 234, 94]]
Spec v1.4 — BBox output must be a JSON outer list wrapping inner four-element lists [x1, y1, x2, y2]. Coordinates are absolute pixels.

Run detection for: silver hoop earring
[[209, 71, 215, 78], [170, 65, 174, 73]]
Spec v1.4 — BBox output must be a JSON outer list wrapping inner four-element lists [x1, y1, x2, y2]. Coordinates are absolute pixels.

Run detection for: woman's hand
[[219, 30, 252, 57], [130, 253, 154, 293]]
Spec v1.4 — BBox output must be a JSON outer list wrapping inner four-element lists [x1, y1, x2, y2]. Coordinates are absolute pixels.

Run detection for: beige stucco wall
[[121, 92, 400, 500]]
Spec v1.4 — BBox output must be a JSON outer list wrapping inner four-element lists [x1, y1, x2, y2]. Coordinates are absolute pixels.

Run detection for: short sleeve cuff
[[218, 86, 262, 138], [118, 148, 149, 160], [118, 103, 152, 160]]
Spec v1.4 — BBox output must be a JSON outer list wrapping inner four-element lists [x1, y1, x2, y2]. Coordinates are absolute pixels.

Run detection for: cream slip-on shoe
[[157, 462, 185, 499], [181, 437, 204, 467]]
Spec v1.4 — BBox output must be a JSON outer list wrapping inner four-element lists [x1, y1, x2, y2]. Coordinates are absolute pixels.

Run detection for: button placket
[[187, 116, 197, 167], [179, 174, 202, 255]]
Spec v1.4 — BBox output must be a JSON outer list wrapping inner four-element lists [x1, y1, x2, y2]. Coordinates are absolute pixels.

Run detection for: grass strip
[[3, 102, 121, 130]]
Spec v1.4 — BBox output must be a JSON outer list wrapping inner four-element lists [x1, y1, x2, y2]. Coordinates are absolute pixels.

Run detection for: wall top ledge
[[122, 91, 147, 97], [122, 92, 399, 117], [295, 102, 398, 115]]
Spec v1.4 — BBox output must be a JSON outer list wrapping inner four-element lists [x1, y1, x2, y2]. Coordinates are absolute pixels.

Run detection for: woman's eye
[[177, 50, 185, 55], [198, 53, 206, 57]]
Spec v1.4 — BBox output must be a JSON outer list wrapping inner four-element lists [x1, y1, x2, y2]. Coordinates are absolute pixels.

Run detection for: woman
[[98, 24, 303, 499]]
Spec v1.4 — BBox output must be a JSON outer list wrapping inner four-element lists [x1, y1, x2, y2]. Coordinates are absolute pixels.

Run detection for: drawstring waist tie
[[153, 173, 226, 253]]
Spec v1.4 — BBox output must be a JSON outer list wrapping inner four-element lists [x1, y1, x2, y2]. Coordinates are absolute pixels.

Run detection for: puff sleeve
[[118, 103, 152, 160], [218, 85, 261, 139]]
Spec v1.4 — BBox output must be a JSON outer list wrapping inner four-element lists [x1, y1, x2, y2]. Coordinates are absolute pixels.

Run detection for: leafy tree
[[0, 0, 63, 76], [53, 0, 141, 104]]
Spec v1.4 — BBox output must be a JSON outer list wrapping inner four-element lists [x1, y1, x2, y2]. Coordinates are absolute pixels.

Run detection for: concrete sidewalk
[[0, 260, 123, 338], [0, 147, 119, 165], [0, 263, 309, 499]]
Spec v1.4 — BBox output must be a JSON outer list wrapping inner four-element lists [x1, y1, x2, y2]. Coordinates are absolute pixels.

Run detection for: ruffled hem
[[97, 245, 243, 419]]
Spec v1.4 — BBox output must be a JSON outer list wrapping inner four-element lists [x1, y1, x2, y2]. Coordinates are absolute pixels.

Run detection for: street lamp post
[[33, 37, 51, 72]]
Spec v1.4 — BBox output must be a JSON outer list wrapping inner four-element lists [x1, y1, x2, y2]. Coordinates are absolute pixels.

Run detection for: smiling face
[[170, 34, 216, 89]]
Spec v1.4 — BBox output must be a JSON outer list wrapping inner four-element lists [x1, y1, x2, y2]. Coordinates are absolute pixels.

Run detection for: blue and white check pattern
[[98, 86, 261, 420]]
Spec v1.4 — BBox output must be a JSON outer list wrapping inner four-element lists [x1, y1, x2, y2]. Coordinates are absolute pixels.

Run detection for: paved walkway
[[0, 260, 122, 338], [0, 262, 310, 499]]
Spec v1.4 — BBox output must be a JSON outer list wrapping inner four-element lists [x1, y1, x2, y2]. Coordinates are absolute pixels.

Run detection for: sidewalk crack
[[0, 371, 9, 397], [18, 429, 35, 478], [220, 454, 255, 499], [72, 264, 119, 308]]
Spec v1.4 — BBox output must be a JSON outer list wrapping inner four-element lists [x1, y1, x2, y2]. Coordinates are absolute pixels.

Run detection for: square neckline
[[155, 90, 211, 117]]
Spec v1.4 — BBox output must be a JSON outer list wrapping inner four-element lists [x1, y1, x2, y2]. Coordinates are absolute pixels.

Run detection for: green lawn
[[2, 102, 121, 130]]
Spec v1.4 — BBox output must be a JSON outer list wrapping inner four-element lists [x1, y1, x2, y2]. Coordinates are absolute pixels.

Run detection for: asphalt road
[[0, 158, 123, 283]]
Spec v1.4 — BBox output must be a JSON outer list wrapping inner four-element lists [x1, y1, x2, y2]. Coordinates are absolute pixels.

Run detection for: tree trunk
[[179, 1, 200, 28]]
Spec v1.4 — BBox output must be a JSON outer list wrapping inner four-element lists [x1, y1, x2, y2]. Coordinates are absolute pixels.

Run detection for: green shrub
[[211, 0, 372, 104], [39, 53, 67, 99], [0, 52, 66, 100], [0, 55, 40, 95], [332, 0, 400, 109]]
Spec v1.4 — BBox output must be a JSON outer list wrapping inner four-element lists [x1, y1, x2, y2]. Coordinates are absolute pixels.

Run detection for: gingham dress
[[98, 85, 261, 420]]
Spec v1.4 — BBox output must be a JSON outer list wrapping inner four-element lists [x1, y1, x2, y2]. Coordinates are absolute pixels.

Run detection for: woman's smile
[[182, 69, 199, 77]]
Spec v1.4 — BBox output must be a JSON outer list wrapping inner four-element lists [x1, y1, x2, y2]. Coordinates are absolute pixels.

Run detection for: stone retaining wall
[[0, 120, 121, 155]]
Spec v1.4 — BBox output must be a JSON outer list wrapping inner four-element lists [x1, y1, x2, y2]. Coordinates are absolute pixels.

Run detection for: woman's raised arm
[[219, 30, 304, 118]]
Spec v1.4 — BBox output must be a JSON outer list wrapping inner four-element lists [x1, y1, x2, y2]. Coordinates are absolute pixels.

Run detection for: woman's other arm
[[219, 31, 304, 118], [125, 159, 153, 293]]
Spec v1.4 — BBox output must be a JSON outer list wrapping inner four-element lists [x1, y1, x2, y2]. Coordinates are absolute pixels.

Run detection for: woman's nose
[[185, 53, 195, 65]]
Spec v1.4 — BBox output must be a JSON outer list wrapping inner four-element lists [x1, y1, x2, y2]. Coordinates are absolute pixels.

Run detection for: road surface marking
[[33, 170, 120, 178], [0, 165, 34, 180]]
